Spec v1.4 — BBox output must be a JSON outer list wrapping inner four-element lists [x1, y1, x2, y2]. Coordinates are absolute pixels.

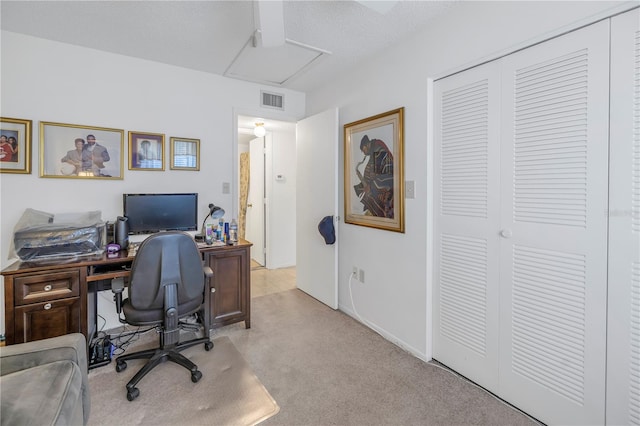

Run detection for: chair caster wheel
[[116, 361, 127, 373], [191, 370, 203, 383], [126, 387, 140, 401], [204, 341, 213, 351]]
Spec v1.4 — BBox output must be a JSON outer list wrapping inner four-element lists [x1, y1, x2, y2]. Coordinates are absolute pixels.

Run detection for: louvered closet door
[[433, 61, 501, 391], [497, 20, 610, 425], [607, 8, 640, 426]]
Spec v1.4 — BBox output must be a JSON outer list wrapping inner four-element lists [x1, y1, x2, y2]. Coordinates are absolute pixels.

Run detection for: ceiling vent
[[261, 91, 284, 110]]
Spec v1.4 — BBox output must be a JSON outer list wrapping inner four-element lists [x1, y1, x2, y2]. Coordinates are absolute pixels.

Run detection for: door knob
[[247, 203, 253, 208], [499, 229, 512, 238]]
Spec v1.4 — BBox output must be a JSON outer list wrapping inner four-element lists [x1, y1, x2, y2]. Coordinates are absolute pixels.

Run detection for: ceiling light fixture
[[254, 122, 266, 137]]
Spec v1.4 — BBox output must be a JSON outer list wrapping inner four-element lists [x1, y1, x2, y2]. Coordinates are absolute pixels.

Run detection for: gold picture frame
[[344, 107, 404, 233], [128, 131, 165, 171], [170, 137, 200, 171], [1, 117, 32, 174], [40, 121, 124, 179]]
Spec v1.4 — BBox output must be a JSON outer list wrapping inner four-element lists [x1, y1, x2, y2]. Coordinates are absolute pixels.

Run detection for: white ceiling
[[0, 0, 460, 93]]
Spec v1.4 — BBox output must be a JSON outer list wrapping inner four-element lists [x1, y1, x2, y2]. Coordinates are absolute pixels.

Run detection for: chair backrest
[[127, 231, 203, 310]]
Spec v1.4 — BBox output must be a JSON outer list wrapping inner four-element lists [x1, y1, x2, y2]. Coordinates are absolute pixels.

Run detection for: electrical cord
[[110, 325, 156, 356], [348, 271, 378, 331], [348, 271, 363, 323], [97, 314, 106, 332]]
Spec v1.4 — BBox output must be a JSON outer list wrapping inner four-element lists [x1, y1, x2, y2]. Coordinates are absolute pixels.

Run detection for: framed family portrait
[[344, 107, 405, 233], [170, 137, 200, 171], [1, 117, 32, 174], [129, 131, 165, 170], [40, 121, 124, 179]]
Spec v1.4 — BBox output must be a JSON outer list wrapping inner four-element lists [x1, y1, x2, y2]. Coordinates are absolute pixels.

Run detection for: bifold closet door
[[434, 16, 612, 426], [607, 8, 640, 425], [497, 20, 610, 425], [433, 61, 501, 392]]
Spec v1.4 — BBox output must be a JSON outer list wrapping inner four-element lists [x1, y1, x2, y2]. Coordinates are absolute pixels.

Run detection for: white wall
[[0, 31, 305, 335], [306, 1, 633, 360]]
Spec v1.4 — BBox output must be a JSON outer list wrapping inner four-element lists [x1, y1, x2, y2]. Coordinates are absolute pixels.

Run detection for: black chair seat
[[121, 297, 202, 325]]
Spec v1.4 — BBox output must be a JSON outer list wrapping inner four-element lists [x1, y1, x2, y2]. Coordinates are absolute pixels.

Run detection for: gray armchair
[[0, 333, 90, 425]]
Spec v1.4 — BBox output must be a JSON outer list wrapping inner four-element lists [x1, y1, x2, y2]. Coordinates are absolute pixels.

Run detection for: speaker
[[115, 216, 129, 249]]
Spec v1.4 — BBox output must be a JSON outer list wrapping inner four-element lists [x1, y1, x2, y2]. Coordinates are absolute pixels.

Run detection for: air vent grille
[[261, 91, 284, 110]]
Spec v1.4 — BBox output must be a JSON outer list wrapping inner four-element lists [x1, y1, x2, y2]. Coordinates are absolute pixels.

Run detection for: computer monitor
[[123, 193, 198, 235]]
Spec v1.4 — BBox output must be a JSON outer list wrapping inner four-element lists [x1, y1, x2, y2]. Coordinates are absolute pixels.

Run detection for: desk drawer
[[14, 270, 80, 306]]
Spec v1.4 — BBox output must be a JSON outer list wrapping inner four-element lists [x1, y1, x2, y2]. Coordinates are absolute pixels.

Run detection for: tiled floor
[[251, 266, 296, 298]]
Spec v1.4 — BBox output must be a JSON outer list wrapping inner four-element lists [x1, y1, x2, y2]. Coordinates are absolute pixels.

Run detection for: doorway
[[237, 115, 297, 270]]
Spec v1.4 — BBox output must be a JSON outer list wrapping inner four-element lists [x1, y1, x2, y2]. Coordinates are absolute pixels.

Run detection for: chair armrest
[[0, 333, 88, 376], [203, 266, 213, 278], [0, 333, 90, 423]]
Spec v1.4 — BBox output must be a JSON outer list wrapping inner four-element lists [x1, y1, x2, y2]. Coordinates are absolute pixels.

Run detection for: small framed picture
[[40, 121, 124, 179], [170, 137, 200, 171], [128, 131, 165, 170], [1, 117, 32, 174], [344, 107, 405, 233]]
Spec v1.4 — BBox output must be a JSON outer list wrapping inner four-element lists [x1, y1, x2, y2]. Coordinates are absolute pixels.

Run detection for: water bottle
[[229, 219, 238, 243], [205, 224, 213, 245]]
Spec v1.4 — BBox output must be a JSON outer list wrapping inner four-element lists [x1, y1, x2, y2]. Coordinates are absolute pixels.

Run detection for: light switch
[[405, 180, 415, 199], [222, 182, 230, 194]]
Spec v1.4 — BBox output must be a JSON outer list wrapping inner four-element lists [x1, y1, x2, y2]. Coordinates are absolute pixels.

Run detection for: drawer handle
[[211, 288, 216, 293], [44, 303, 52, 310], [44, 285, 52, 291]]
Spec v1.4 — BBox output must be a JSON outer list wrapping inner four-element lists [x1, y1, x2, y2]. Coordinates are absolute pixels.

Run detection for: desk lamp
[[195, 203, 225, 241]]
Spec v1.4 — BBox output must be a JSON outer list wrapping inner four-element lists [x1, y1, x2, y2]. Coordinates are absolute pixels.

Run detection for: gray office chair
[[114, 231, 213, 401]]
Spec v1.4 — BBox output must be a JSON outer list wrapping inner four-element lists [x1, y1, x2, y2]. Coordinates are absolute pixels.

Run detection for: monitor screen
[[123, 193, 198, 234]]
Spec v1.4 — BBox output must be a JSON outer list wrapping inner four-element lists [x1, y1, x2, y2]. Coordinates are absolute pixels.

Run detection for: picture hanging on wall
[[343, 107, 405, 233], [170, 137, 200, 171], [128, 131, 165, 171], [1, 117, 32, 174], [40, 121, 124, 179]]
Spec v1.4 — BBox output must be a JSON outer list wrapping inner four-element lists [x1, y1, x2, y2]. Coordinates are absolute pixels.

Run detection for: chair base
[[115, 336, 213, 401]]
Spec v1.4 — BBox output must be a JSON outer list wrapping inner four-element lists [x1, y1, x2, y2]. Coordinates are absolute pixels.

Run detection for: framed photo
[[1, 117, 32, 174], [170, 137, 200, 171], [129, 131, 165, 170], [40, 121, 124, 179], [344, 107, 404, 233]]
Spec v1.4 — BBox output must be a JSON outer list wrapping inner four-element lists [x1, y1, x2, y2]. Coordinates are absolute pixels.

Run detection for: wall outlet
[[352, 266, 358, 276], [222, 182, 231, 194], [359, 268, 365, 283]]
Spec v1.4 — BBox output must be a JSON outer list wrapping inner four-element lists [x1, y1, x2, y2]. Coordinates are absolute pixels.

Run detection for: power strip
[[89, 338, 112, 369]]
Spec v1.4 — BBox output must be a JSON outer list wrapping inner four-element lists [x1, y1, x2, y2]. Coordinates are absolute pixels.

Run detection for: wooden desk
[[1, 239, 252, 345]]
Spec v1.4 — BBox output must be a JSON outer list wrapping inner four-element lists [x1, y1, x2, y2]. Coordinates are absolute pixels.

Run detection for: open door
[[296, 108, 339, 309], [246, 135, 266, 266]]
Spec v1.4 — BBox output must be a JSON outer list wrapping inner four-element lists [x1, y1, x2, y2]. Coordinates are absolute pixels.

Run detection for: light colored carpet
[[87, 335, 279, 426], [214, 289, 540, 425]]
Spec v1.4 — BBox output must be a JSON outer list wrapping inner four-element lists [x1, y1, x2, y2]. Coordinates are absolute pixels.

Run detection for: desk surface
[[1, 239, 252, 276]]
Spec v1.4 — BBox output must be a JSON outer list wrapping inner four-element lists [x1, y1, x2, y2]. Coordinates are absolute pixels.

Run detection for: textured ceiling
[[1, 0, 459, 93]]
